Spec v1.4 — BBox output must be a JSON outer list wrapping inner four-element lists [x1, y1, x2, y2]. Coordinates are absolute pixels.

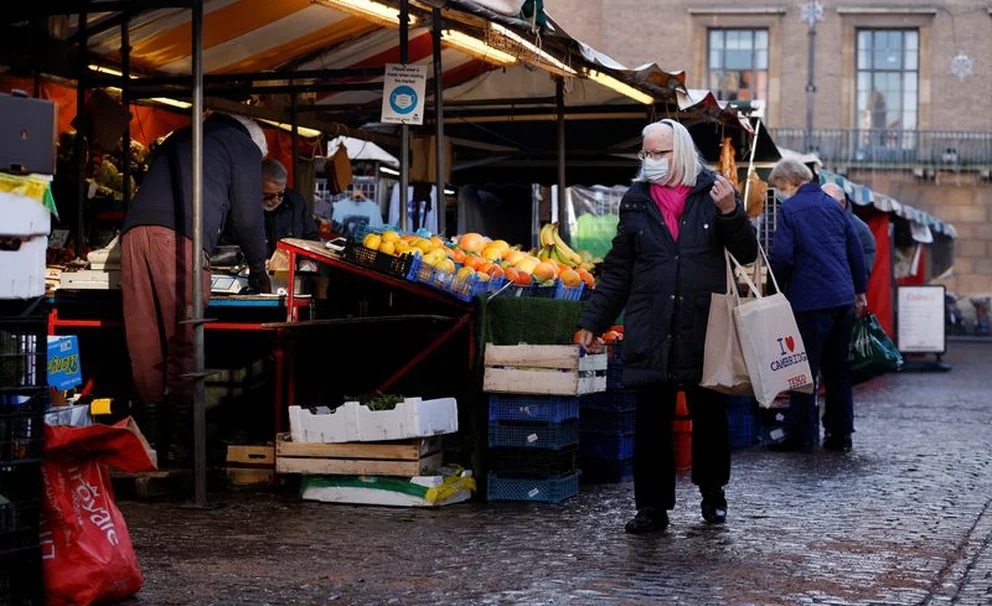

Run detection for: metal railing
[[771, 129, 992, 169]]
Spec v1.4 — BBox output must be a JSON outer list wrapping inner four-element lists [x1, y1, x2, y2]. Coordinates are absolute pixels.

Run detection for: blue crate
[[488, 395, 580, 423], [580, 409, 635, 434], [351, 223, 432, 243], [488, 420, 578, 449], [728, 396, 760, 448], [555, 280, 585, 301], [606, 343, 624, 390], [580, 390, 636, 412], [579, 432, 635, 460], [487, 472, 580, 503], [580, 457, 634, 483]]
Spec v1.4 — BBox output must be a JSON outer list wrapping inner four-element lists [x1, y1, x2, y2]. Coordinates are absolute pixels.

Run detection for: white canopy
[[327, 136, 399, 168]]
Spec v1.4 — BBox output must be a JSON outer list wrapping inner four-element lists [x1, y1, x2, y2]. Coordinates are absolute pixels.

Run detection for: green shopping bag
[[849, 312, 904, 382]]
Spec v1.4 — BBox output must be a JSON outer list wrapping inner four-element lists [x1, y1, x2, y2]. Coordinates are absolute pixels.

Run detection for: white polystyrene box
[[0, 235, 48, 298], [288, 397, 458, 443], [1, 189, 52, 236], [288, 404, 357, 444], [355, 397, 458, 442]]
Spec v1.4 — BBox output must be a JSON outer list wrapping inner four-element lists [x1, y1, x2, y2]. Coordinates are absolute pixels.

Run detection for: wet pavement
[[120, 342, 992, 605]]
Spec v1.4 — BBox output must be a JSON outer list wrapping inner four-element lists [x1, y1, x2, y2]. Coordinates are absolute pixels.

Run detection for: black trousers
[[633, 383, 731, 511]]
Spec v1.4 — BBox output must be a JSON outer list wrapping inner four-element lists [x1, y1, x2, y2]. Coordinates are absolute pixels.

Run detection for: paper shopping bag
[[728, 247, 814, 407], [701, 252, 753, 395]]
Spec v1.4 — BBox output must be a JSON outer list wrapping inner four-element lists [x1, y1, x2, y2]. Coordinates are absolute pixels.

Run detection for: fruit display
[[354, 225, 601, 301]]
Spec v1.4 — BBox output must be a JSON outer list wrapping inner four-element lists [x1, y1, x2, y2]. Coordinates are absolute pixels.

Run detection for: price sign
[[896, 285, 946, 354]]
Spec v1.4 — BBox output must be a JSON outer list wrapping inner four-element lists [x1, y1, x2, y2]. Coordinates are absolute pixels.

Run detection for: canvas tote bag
[[700, 250, 753, 395], [729, 245, 815, 407]]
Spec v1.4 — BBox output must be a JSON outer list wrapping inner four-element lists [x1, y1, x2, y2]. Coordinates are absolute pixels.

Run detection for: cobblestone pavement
[[121, 342, 992, 605]]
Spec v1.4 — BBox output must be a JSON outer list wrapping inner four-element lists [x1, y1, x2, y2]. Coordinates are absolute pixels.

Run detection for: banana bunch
[[538, 222, 591, 270]]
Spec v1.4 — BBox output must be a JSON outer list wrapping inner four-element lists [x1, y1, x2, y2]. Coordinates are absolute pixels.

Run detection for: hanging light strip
[[489, 23, 576, 76], [584, 69, 654, 105], [441, 30, 518, 66], [314, 0, 417, 28]]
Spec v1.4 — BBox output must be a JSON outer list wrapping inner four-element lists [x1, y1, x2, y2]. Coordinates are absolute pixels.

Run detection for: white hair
[[633, 119, 702, 187], [821, 182, 846, 203], [769, 158, 813, 188], [225, 113, 269, 157]]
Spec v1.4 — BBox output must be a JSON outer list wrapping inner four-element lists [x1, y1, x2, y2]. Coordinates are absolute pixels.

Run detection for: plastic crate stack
[[727, 396, 761, 448], [578, 342, 635, 483], [0, 299, 48, 605], [487, 394, 580, 503], [578, 342, 693, 482]]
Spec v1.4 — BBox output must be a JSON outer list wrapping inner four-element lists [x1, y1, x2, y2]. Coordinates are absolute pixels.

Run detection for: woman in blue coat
[[576, 119, 758, 534]]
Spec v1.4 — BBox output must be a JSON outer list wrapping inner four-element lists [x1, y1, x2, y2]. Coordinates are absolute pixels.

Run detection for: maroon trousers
[[120, 225, 210, 404]]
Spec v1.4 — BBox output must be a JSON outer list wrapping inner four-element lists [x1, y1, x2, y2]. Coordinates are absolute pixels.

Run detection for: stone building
[[554, 1, 992, 295]]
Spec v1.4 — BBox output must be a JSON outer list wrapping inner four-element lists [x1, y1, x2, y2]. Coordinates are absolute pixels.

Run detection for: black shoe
[[767, 439, 814, 453], [624, 507, 669, 534], [700, 489, 727, 524], [822, 434, 853, 452]]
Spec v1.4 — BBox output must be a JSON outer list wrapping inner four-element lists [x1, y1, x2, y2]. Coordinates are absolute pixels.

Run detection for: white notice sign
[[381, 63, 427, 125], [896, 285, 946, 353]]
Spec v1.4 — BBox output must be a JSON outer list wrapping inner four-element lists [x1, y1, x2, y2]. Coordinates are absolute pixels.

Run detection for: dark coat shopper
[[576, 119, 758, 534], [120, 113, 270, 464], [822, 182, 877, 277], [768, 161, 868, 453], [258, 157, 319, 256]]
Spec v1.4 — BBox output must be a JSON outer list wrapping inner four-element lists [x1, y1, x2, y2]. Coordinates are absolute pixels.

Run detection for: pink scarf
[[649, 183, 691, 240]]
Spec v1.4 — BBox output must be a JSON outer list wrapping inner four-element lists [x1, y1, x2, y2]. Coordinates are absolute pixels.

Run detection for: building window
[[856, 29, 918, 133], [708, 29, 769, 103]]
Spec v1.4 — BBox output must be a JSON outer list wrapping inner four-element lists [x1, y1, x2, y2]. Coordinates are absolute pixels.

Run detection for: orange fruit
[[513, 271, 532, 286], [559, 268, 581, 288], [504, 267, 520, 283], [450, 248, 467, 264], [576, 268, 595, 287], [457, 232, 489, 254], [488, 264, 505, 280], [532, 262, 558, 283], [463, 255, 484, 271], [503, 249, 526, 265]]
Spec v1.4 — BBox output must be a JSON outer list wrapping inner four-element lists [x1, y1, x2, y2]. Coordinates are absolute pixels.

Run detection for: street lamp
[[800, 0, 823, 153]]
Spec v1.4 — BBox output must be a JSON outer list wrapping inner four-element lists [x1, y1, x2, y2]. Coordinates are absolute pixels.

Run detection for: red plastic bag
[[40, 418, 156, 606]]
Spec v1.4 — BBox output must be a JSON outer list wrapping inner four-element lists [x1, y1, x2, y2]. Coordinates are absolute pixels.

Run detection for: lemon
[[456, 266, 475, 281], [381, 230, 401, 243], [379, 240, 396, 256], [394, 240, 411, 254], [363, 233, 382, 251], [438, 258, 456, 274], [414, 239, 433, 254]]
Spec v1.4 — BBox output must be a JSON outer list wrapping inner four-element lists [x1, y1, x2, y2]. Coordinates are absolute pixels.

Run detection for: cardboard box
[[0, 235, 48, 298], [288, 397, 458, 444], [47, 335, 82, 390]]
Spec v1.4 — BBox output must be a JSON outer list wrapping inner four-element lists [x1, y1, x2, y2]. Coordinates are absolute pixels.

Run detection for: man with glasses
[[259, 157, 319, 256]]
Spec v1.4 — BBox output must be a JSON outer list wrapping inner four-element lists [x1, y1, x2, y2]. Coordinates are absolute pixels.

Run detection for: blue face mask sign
[[389, 86, 418, 115]]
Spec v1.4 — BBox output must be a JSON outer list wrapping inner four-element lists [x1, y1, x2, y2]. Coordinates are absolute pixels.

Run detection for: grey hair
[[768, 158, 813, 188], [633, 119, 702, 187], [821, 182, 846, 203], [262, 157, 288, 184]]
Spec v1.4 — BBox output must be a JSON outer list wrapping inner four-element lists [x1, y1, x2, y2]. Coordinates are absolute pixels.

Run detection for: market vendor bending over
[[119, 112, 271, 466]]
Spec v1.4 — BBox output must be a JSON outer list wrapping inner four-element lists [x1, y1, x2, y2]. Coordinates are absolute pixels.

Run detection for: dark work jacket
[[579, 171, 758, 387], [846, 202, 877, 276], [122, 114, 267, 272], [263, 189, 320, 256], [769, 183, 868, 312]]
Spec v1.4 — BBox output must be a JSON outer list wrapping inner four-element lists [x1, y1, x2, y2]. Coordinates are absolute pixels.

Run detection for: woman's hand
[[709, 175, 737, 214], [573, 329, 605, 353]]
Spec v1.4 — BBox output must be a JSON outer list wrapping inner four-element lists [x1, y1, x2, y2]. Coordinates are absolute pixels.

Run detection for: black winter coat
[[263, 189, 320, 256], [578, 171, 758, 387]]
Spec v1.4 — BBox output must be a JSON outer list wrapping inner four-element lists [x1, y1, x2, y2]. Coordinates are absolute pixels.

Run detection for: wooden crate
[[483, 344, 607, 396], [226, 445, 275, 467], [226, 467, 275, 487], [275, 433, 443, 476]]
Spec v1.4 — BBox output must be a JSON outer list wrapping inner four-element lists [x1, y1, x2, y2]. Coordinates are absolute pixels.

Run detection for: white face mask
[[642, 157, 670, 184]]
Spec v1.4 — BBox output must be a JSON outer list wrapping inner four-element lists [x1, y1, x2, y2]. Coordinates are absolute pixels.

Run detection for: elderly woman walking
[[576, 119, 758, 534]]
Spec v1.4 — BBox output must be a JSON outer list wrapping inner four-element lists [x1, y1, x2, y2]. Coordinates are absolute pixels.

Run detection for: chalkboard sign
[[896, 286, 946, 354]]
